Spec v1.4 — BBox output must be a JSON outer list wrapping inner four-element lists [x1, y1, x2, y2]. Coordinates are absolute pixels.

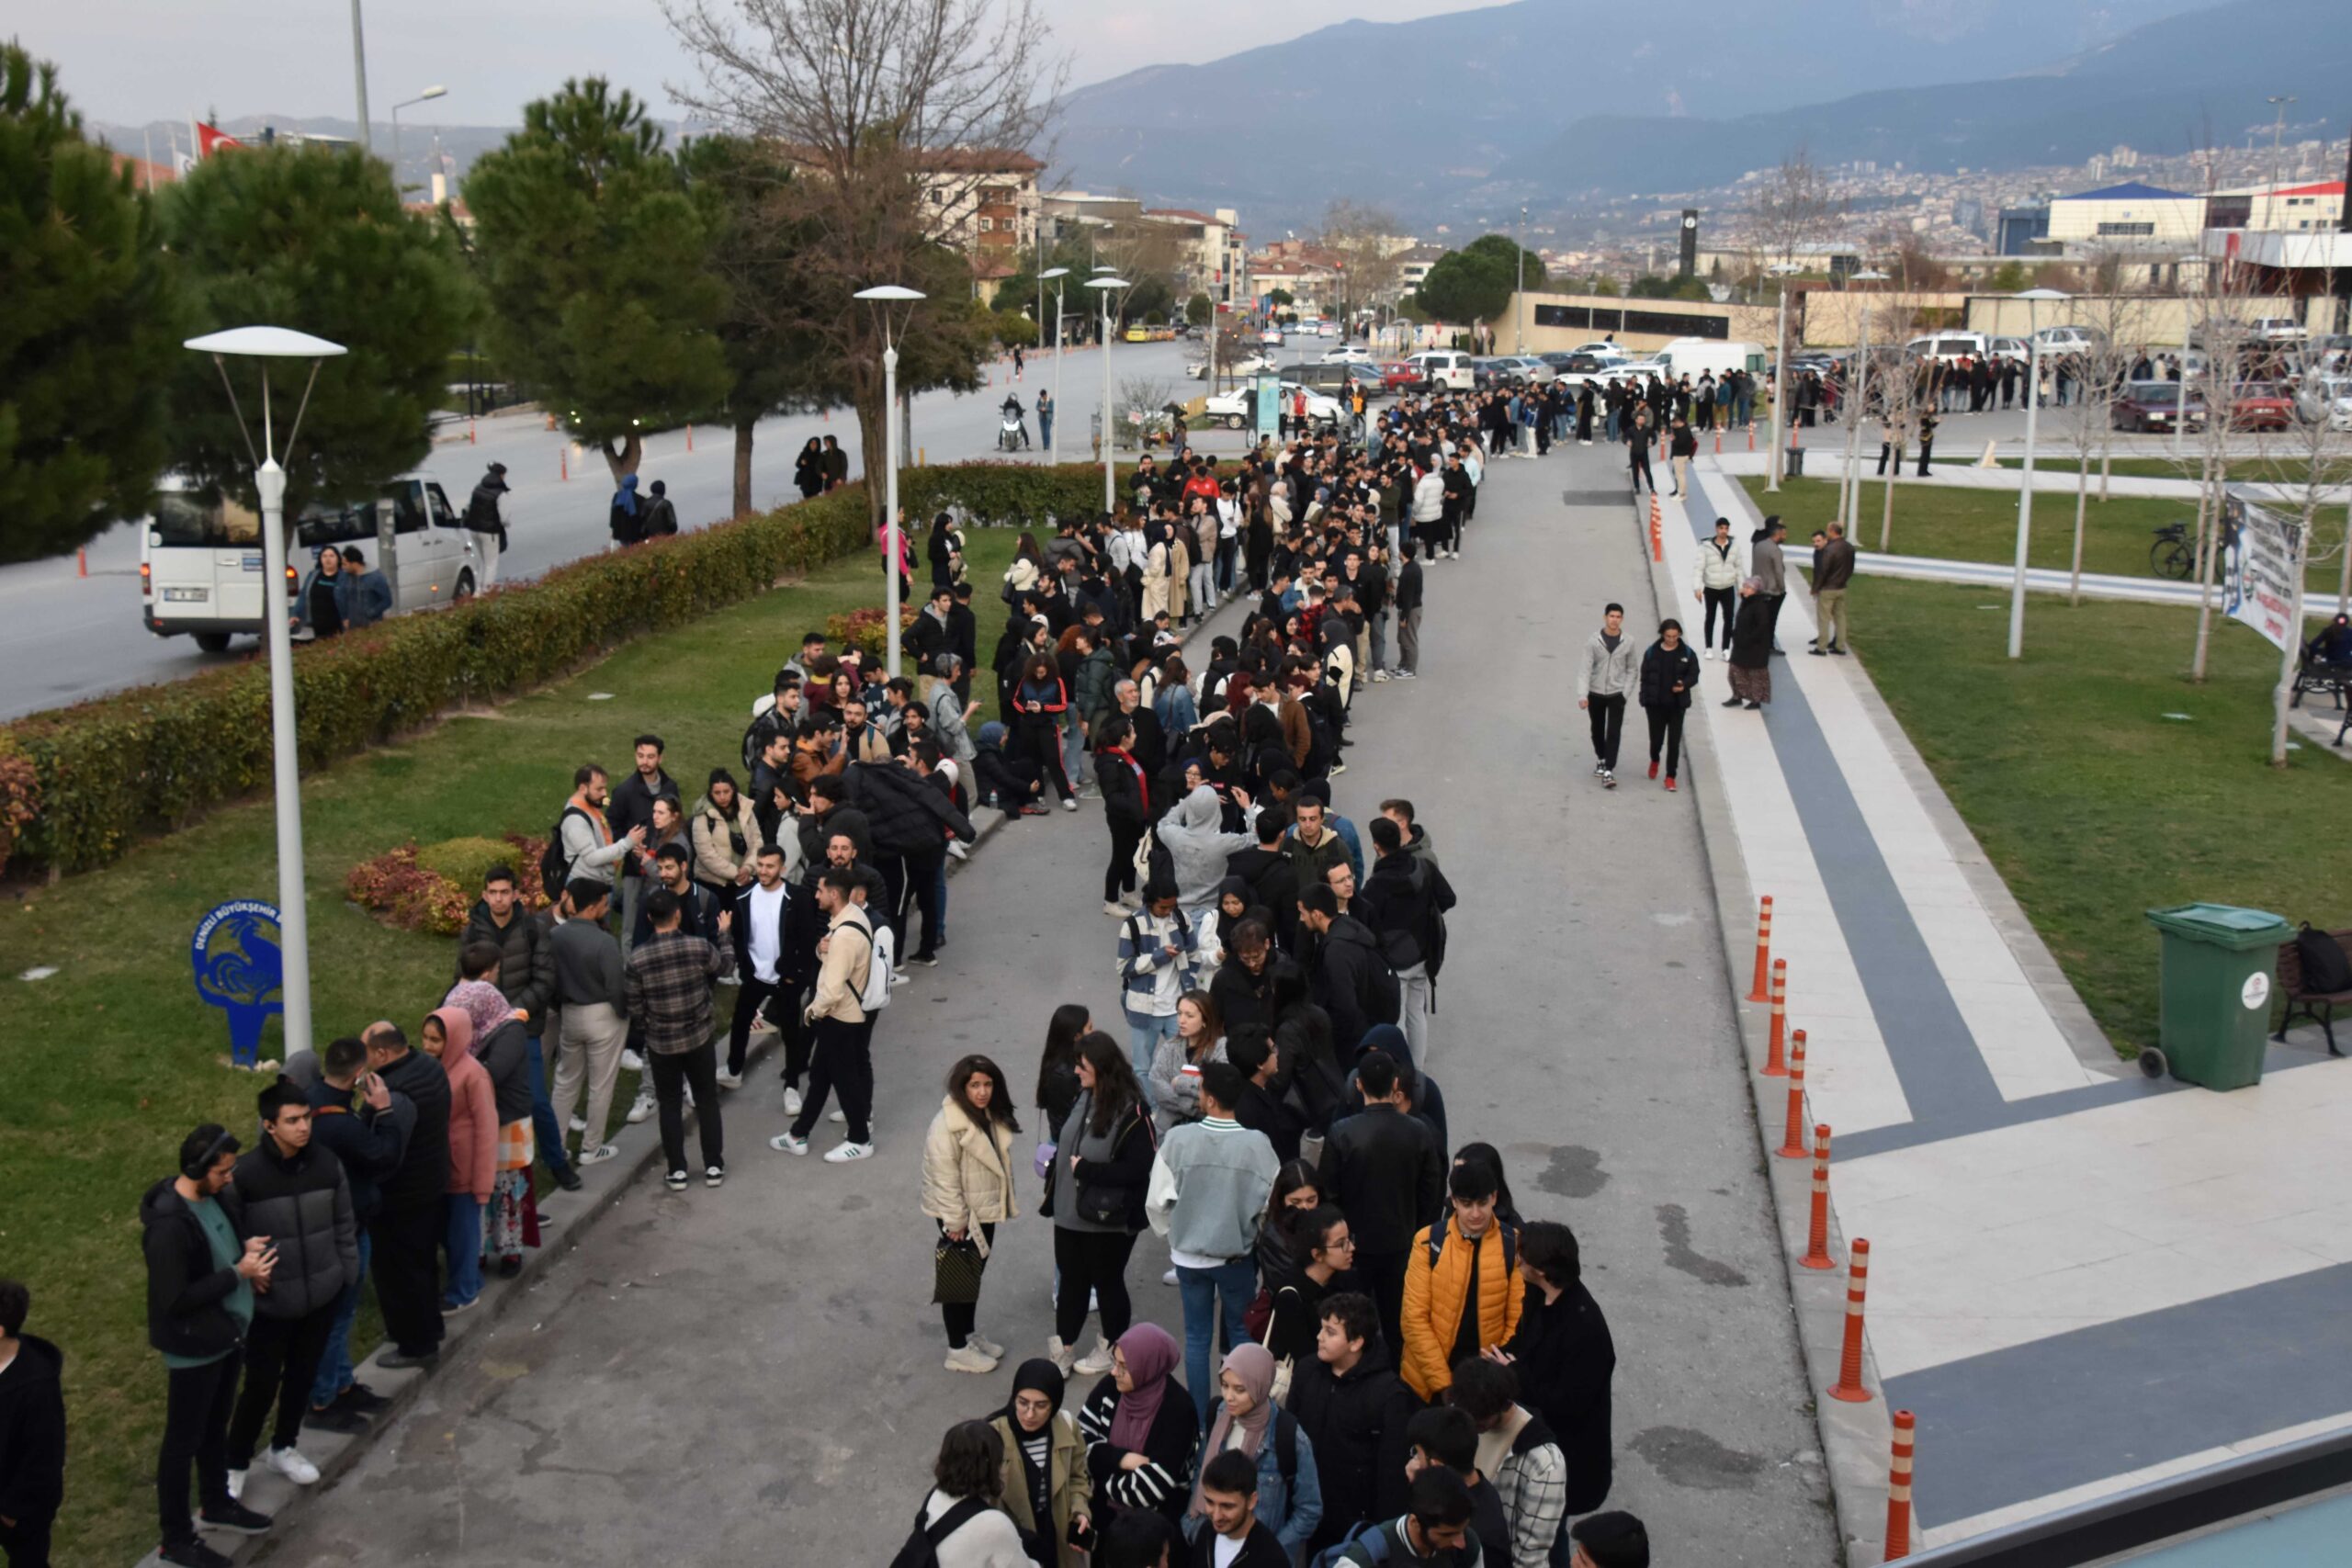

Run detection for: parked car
[[2031, 325, 2105, 355], [2223, 381, 2297, 432], [1375, 360, 1419, 392], [1319, 344, 1377, 365], [2111, 380, 2208, 433], [1259, 327, 1284, 347], [1487, 354, 1555, 383], [1185, 352, 1274, 379], [1988, 336, 2033, 363], [1906, 332, 1992, 366], [1316, 321, 1341, 338], [1200, 380, 1342, 430], [2250, 317, 2308, 344], [2294, 374, 2352, 430], [1408, 349, 1476, 391], [1566, 340, 1625, 358]]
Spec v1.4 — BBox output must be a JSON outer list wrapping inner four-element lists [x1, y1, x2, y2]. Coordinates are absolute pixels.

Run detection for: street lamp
[[390, 85, 447, 193], [184, 325, 348, 1062], [2008, 288, 2069, 659], [1515, 204, 1528, 355], [854, 284, 926, 678], [1086, 275, 1133, 513], [348, 0, 371, 152], [1040, 266, 1070, 464]]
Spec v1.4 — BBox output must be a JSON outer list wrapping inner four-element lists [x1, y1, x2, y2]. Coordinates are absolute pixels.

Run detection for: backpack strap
[[927, 1495, 987, 1546]]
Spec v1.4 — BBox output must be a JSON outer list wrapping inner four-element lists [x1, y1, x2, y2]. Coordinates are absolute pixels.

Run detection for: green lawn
[[0, 525, 1019, 1565], [1739, 476, 2345, 590], [1993, 455, 2332, 486], [1856, 578, 2352, 1054]]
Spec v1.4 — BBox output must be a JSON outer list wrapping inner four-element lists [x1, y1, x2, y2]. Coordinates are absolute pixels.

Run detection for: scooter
[[999, 412, 1029, 452]]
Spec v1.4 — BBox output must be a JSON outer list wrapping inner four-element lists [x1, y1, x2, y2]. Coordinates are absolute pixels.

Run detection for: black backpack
[[2296, 922, 2352, 994], [538, 805, 591, 896], [888, 1495, 988, 1568]]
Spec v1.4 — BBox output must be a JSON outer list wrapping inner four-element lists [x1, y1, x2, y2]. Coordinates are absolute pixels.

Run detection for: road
[[248, 445, 1837, 1565], [0, 340, 1200, 721]]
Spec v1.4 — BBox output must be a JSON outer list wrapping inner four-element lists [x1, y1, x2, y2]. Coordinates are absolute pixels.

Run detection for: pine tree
[[0, 45, 178, 563]]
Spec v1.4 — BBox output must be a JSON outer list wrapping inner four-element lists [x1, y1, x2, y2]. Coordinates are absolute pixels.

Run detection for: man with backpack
[[770, 868, 884, 1164], [1317, 1467, 1484, 1566], [1359, 818, 1455, 1069], [1118, 880, 1200, 1081], [1295, 886, 1398, 1062], [1397, 1161, 1521, 1405], [545, 766, 643, 925]]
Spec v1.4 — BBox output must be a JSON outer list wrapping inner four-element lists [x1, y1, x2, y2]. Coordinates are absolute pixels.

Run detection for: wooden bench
[[2275, 926, 2352, 1056]]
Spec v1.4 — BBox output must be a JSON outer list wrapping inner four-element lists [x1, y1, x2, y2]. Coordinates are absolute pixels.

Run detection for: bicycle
[[2149, 522, 2196, 581]]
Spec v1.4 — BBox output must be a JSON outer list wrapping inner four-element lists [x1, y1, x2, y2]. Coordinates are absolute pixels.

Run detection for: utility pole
[[348, 0, 372, 152], [1515, 204, 1528, 355], [2267, 96, 2297, 219]]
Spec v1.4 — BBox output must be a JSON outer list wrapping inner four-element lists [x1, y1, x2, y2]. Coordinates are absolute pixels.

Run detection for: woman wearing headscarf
[[922, 1055, 1022, 1374], [420, 1006, 494, 1312], [608, 472, 643, 547], [929, 511, 968, 591], [989, 1359, 1095, 1565], [1187, 1344, 1322, 1561], [448, 977, 534, 1280], [1725, 578, 1773, 711], [1077, 1323, 1199, 1526], [793, 437, 826, 501]]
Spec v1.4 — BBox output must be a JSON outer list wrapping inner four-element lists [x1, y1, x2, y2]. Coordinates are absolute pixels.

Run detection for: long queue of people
[[104, 394, 1660, 1568]]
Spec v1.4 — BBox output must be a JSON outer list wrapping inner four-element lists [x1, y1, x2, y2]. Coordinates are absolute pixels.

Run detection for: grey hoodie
[[1576, 629, 1638, 701], [1159, 785, 1259, 908]]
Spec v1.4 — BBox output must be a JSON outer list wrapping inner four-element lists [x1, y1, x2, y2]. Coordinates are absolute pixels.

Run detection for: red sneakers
[[1665, 776, 1679, 792], [1646, 761, 1660, 780]]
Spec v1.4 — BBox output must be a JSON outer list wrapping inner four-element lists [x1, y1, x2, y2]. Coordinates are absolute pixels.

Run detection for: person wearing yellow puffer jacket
[[1397, 1158, 1522, 1403]]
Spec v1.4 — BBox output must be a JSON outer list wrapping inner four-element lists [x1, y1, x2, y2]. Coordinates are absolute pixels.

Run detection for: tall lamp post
[[1086, 274, 1133, 513], [185, 326, 348, 1061], [2007, 288, 2070, 659], [1040, 266, 1069, 464], [1515, 204, 1528, 355], [854, 284, 926, 678], [390, 85, 447, 192], [348, 0, 372, 152]]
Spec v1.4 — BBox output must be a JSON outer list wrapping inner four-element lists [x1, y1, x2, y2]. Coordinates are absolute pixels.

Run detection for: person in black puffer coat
[[225, 1078, 356, 1481], [0, 1279, 68, 1568], [366, 1022, 451, 1365], [1637, 618, 1703, 788]]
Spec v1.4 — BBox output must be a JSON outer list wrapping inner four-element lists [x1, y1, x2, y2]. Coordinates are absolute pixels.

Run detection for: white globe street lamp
[[1085, 276, 1134, 512], [854, 285, 927, 677]]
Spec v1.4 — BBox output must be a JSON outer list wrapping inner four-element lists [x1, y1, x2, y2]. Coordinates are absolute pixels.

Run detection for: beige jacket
[[689, 793, 761, 887], [921, 1096, 1021, 1252], [806, 903, 872, 1024]]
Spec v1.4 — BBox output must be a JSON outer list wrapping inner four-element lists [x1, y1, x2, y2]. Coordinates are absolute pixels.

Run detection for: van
[[141, 473, 481, 652], [1650, 338, 1768, 384], [1905, 332, 1991, 366], [1409, 350, 1475, 391]]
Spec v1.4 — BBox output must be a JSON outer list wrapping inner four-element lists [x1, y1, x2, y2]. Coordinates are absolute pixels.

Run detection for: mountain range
[[1047, 0, 2348, 228]]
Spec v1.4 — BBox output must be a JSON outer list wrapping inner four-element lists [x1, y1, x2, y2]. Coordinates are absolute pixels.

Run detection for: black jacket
[[1503, 1281, 1617, 1514], [230, 1138, 358, 1319], [1285, 1338, 1418, 1550], [457, 902, 555, 1019], [1394, 559, 1423, 614], [0, 1333, 66, 1525], [139, 1179, 250, 1361], [1224, 845, 1300, 951], [797, 803, 873, 882], [608, 767, 678, 844], [374, 1049, 453, 1213], [1317, 1103, 1444, 1254], [1309, 915, 1396, 1058], [1233, 1076, 1305, 1164], [1184, 1519, 1290, 1568], [305, 1079, 407, 1224], [1359, 853, 1455, 975], [474, 1017, 535, 1126], [1210, 950, 1308, 1037], [1095, 749, 1151, 833], [1638, 639, 1702, 710], [844, 761, 975, 857]]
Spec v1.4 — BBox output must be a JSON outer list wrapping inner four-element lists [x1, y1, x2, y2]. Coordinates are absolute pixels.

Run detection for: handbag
[[1034, 1139, 1057, 1181], [933, 1235, 986, 1305]]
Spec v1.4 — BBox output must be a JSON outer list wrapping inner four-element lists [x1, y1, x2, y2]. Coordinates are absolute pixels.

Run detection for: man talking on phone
[[141, 1124, 278, 1566], [302, 1036, 410, 1433]]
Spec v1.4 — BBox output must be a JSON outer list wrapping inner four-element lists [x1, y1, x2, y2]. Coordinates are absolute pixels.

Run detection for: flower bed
[[346, 832, 550, 935]]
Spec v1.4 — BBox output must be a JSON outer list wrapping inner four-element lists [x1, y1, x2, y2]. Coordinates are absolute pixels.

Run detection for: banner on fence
[[2222, 491, 2302, 653]]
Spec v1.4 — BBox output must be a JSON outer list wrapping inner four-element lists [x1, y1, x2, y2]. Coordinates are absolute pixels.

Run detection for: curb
[[1632, 479, 1887, 1568], [136, 568, 1256, 1566]]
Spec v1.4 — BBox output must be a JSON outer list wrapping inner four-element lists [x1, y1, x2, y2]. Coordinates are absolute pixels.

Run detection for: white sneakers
[[829, 1108, 846, 1123], [823, 1141, 875, 1163], [944, 1344, 1000, 1374], [1062, 797, 1079, 811], [714, 1069, 743, 1090], [226, 1468, 246, 1501], [969, 1332, 1003, 1359], [1103, 900, 1131, 918], [577, 1143, 618, 1166], [620, 1050, 644, 1072], [1072, 1336, 1115, 1376], [770, 1131, 809, 1156], [568, 1116, 587, 1134], [263, 1446, 320, 1485], [783, 1086, 804, 1116], [626, 1091, 652, 1124], [1047, 1337, 1080, 1375]]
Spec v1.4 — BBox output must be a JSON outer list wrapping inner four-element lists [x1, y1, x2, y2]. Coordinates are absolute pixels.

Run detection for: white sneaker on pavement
[[621, 1050, 644, 1072], [829, 1108, 847, 1122], [263, 1446, 321, 1485], [226, 1468, 247, 1501], [1047, 1337, 1080, 1375], [1073, 1336, 1115, 1376], [944, 1344, 1000, 1374], [569, 1116, 587, 1134], [770, 1131, 809, 1156], [626, 1092, 653, 1124], [715, 1069, 743, 1090], [1104, 900, 1131, 917], [1062, 797, 1079, 811], [969, 1332, 1004, 1359], [783, 1086, 804, 1116], [823, 1141, 875, 1163], [578, 1143, 619, 1166]]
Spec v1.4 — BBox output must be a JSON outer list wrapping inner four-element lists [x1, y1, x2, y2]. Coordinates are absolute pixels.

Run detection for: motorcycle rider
[[1001, 393, 1031, 451]]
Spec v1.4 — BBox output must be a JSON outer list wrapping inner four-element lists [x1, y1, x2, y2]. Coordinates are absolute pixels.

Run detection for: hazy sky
[[28, 0, 1497, 130]]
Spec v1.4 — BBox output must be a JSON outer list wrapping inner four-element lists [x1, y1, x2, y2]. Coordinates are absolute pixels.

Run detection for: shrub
[[900, 461, 1138, 532], [415, 835, 521, 891], [348, 830, 549, 935], [0, 735, 37, 879], [826, 605, 919, 659]]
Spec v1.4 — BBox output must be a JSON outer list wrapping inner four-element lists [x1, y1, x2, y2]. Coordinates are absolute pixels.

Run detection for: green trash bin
[[2143, 903, 2292, 1089]]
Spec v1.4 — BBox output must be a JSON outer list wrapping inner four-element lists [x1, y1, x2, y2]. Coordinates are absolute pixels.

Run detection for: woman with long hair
[[914, 1420, 1030, 1564], [1147, 990, 1226, 1133], [922, 1055, 1023, 1373], [1264, 1204, 1358, 1368], [1153, 656, 1198, 737], [1035, 1004, 1092, 1147], [793, 436, 826, 501], [928, 510, 967, 591], [1050, 1033, 1154, 1377], [1253, 1159, 1327, 1292], [1014, 653, 1077, 807]]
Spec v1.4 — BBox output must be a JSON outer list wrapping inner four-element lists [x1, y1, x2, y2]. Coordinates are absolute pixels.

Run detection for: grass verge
[[1739, 476, 2344, 590], [1855, 576, 2352, 1053], [0, 527, 1023, 1564]]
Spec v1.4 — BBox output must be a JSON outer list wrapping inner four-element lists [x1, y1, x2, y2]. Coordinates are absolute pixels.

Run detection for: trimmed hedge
[[1, 463, 1131, 878]]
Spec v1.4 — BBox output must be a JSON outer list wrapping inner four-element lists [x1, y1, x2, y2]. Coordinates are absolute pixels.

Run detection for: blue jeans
[[528, 1034, 572, 1182], [308, 1229, 370, 1407], [443, 1195, 484, 1307], [1176, 1258, 1260, 1426], [1124, 1010, 1179, 1082]]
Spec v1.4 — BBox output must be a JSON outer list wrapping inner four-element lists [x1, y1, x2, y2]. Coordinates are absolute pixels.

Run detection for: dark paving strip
[[1886, 1260, 2352, 1529]]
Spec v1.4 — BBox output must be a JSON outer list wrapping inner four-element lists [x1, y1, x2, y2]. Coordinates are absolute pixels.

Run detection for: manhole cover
[[1559, 491, 1633, 507]]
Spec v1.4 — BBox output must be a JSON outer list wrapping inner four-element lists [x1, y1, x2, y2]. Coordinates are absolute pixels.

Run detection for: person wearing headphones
[[141, 1124, 278, 1566]]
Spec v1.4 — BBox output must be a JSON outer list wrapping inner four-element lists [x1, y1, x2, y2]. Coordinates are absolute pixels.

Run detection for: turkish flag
[[195, 122, 244, 159]]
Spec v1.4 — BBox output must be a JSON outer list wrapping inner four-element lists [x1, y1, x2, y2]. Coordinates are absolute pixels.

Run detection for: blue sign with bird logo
[[191, 900, 285, 1066]]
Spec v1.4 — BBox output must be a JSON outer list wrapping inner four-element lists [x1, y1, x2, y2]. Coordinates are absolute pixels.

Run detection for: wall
[[1500, 290, 1775, 353]]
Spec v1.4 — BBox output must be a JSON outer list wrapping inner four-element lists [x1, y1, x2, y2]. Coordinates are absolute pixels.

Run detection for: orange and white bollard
[[1747, 897, 1774, 1001], [1775, 1032, 1809, 1157], [77, 547, 88, 579], [1800, 1122, 1837, 1269], [686, 423, 695, 452], [1827, 1238, 1873, 1403], [469, 416, 478, 445], [1763, 961, 1790, 1076], [1713, 428, 1723, 456], [1883, 1409, 1916, 1559], [560, 446, 569, 482], [1747, 423, 1756, 451]]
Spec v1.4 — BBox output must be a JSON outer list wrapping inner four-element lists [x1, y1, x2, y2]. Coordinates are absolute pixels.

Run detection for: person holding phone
[[141, 1124, 278, 1566], [987, 1359, 1095, 1564]]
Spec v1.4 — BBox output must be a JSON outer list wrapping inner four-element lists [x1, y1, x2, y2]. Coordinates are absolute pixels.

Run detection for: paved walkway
[[1715, 446, 2351, 503], [1662, 456, 2352, 1547]]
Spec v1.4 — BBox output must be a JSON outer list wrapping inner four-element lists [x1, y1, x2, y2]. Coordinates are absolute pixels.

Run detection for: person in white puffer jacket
[[1690, 514, 1746, 660]]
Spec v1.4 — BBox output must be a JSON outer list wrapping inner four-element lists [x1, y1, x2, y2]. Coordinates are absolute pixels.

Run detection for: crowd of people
[[75, 389, 1679, 1568]]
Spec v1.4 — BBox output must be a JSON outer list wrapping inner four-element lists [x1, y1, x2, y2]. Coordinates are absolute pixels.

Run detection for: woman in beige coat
[[922, 1054, 1023, 1373]]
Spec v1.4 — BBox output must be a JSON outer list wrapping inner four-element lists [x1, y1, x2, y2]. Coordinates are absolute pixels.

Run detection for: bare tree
[[1748, 147, 1843, 269], [2187, 270, 2265, 682], [662, 0, 1066, 525], [1869, 306, 1928, 553], [2044, 277, 2152, 603], [1319, 199, 1404, 323]]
